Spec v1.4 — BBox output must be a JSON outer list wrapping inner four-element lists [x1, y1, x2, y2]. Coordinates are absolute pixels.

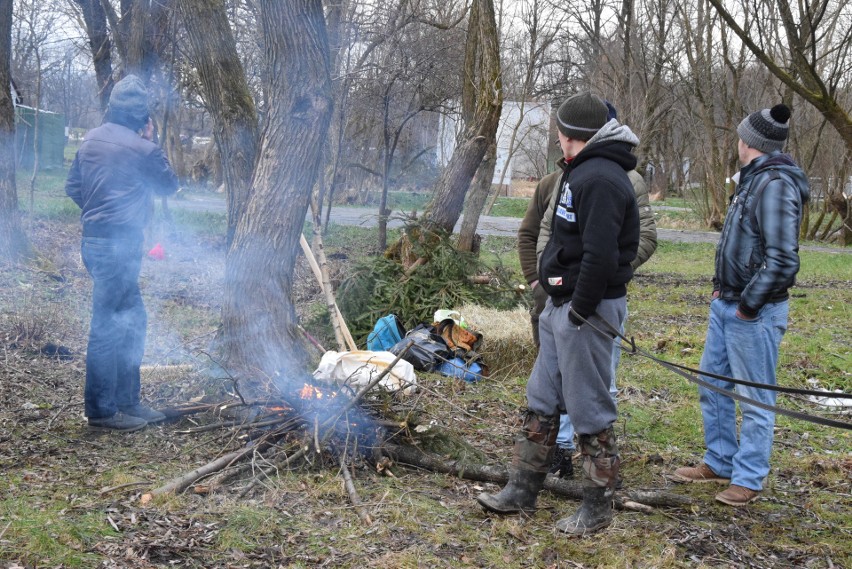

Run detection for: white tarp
[[313, 350, 417, 396]]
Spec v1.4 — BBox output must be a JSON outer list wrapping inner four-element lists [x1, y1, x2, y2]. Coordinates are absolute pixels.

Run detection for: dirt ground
[[0, 218, 849, 568]]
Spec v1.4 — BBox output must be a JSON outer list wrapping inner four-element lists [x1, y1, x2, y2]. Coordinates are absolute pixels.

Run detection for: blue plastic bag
[[437, 357, 485, 383]]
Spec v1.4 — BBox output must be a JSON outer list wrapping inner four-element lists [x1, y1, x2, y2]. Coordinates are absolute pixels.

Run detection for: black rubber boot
[[477, 412, 557, 514], [548, 446, 574, 479], [477, 466, 547, 514], [555, 486, 612, 535]]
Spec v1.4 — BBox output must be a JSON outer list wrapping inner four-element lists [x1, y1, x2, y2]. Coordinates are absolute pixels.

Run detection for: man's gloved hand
[[568, 305, 585, 327]]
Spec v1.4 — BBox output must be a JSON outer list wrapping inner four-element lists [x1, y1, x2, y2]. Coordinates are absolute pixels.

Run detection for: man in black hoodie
[[66, 75, 178, 432], [477, 92, 639, 535]]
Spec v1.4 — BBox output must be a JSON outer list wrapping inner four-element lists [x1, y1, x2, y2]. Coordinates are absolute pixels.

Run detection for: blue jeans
[[82, 236, 147, 419], [556, 308, 625, 449], [699, 299, 788, 491]]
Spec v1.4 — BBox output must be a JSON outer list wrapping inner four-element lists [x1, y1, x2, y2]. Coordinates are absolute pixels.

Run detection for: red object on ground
[[147, 243, 165, 260]]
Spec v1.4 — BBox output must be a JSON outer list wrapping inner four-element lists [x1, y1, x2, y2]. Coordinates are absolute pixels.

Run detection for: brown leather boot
[[477, 412, 557, 514]]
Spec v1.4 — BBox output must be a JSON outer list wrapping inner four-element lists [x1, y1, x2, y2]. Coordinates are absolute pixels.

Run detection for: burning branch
[[144, 343, 417, 503]]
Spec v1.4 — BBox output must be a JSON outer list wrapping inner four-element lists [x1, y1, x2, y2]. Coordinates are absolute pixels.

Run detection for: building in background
[[437, 100, 551, 195], [11, 81, 66, 170]]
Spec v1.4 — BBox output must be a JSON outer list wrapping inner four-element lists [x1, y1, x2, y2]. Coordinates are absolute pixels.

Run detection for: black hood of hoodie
[[568, 140, 638, 173]]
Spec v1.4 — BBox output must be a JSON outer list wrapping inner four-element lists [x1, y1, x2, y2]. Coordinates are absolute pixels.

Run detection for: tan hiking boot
[[715, 484, 759, 506], [671, 463, 730, 484]]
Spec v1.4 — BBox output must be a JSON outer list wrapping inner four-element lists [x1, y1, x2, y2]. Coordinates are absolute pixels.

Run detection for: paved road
[[172, 193, 849, 253]]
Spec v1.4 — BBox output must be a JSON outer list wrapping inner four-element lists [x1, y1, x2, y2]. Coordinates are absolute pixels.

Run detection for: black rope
[[568, 308, 852, 431]]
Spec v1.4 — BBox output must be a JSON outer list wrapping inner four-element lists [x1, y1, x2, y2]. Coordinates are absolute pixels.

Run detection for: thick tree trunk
[[178, 0, 259, 246], [0, 1, 28, 261], [457, 141, 496, 252], [73, 0, 114, 110], [220, 0, 333, 383], [423, 0, 502, 234]]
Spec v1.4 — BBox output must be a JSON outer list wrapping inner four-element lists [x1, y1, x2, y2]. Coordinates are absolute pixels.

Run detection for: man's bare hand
[[142, 118, 154, 141]]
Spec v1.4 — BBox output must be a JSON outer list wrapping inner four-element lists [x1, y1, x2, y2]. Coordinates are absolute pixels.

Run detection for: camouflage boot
[[556, 427, 619, 535], [477, 412, 557, 514]]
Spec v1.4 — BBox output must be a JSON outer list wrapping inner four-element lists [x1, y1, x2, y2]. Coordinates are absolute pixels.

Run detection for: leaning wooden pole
[[299, 234, 357, 351]]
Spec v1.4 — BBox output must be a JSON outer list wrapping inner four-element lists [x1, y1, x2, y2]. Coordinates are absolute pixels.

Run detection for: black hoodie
[[538, 140, 639, 320]]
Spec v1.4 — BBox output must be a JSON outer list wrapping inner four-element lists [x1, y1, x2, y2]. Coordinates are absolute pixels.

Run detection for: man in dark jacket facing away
[[478, 92, 639, 535], [673, 104, 809, 506], [518, 101, 657, 479], [66, 74, 179, 432]]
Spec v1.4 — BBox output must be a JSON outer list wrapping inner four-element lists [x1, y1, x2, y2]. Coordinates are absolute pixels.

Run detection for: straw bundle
[[455, 303, 537, 377]]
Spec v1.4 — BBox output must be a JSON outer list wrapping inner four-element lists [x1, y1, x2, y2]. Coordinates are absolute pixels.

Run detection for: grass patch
[[488, 197, 528, 218], [0, 496, 112, 567]]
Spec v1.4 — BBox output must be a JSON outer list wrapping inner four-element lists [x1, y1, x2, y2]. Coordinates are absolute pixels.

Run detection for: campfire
[[140, 344, 688, 523]]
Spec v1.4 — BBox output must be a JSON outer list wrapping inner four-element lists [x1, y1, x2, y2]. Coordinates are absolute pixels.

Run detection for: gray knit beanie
[[556, 92, 608, 141], [108, 74, 149, 129], [736, 104, 791, 153]]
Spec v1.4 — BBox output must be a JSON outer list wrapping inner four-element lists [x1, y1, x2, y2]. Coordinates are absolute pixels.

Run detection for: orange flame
[[299, 384, 324, 400]]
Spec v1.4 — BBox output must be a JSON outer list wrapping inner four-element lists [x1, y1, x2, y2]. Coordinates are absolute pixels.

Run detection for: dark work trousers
[[81, 235, 146, 419]]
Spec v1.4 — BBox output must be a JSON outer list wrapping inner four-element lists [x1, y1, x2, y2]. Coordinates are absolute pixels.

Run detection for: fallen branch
[[177, 415, 294, 434], [381, 443, 694, 510], [143, 442, 266, 502], [339, 454, 372, 526]]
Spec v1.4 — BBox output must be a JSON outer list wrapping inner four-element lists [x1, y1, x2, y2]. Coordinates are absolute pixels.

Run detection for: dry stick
[[99, 481, 149, 496], [339, 453, 373, 526], [145, 432, 275, 500], [311, 227, 358, 351], [299, 234, 356, 351], [177, 415, 293, 434], [237, 445, 310, 499], [313, 415, 321, 454], [381, 443, 694, 511]]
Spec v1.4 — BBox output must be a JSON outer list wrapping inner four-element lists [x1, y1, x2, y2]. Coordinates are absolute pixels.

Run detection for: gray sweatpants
[[526, 297, 626, 435]]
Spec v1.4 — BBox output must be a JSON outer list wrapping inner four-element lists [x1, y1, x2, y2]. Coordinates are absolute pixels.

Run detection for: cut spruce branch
[[381, 443, 694, 510]]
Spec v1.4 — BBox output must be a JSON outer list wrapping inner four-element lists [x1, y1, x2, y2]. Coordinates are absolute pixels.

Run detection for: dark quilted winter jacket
[[714, 151, 810, 317]]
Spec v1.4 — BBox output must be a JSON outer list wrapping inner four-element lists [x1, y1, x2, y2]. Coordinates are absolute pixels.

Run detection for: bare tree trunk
[[457, 141, 496, 252], [423, 0, 502, 234], [178, 0, 259, 246], [73, 0, 114, 110], [220, 0, 333, 381], [0, 0, 29, 261]]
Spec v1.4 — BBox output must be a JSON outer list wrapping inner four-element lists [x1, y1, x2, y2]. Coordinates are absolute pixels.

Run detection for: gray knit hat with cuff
[[108, 74, 149, 129], [556, 92, 608, 141], [736, 104, 791, 153]]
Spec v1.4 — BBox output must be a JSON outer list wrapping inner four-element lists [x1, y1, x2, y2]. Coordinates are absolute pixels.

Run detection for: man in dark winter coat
[[478, 92, 639, 535], [66, 74, 179, 432], [673, 104, 809, 507]]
